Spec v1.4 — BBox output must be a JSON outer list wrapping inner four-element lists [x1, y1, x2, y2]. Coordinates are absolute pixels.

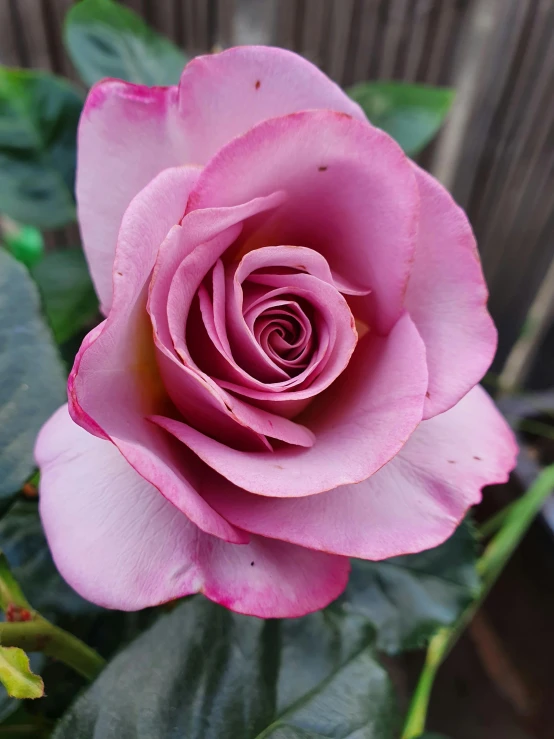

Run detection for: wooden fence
[[1, 0, 553, 383]]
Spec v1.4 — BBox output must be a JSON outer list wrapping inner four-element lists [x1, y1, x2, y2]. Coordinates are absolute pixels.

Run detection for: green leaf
[[65, 0, 187, 87], [53, 598, 398, 738], [347, 81, 454, 156], [0, 69, 82, 229], [339, 523, 480, 654], [0, 647, 43, 700], [31, 249, 98, 345], [0, 251, 66, 497]]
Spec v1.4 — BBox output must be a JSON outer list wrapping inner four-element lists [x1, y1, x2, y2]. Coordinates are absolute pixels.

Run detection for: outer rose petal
[[406, 165, 497, 419], [36, 406, 350, 616], [177, 45, 366, 163], [77, 83, 189, 313], [70, 166, 247, 544], [77, 46, 365, 312], [205, 386, 517, 559]]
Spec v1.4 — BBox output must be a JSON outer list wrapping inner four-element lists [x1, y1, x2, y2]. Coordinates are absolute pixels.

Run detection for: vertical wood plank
[[471, 0, 551, 235], [301, 0, 327, 65], [327, 0, 356, 83], [183, 0, 197, 53], [1, 0, 554, 372], [432, 0, 529, 204], [402, 0, 431, 82], [12, 0, 55, 70], [216, 0, 235, 47], [45, 0, 79, 78], [377, 0, 409, 79], [273, 0, 297, 49], [351, 0, 381, 83], [423, 0, 458, 84], [124, 0, 147, 14], [147, 0, 176, 41], [0, 1, 23, 66], [195, 0, 209, 51]]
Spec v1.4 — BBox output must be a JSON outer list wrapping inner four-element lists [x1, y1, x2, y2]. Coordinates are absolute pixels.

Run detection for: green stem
[[400, 628, 451, 738], [0, 550, 105, 682], [401, 464, 554, 739], [477, 465, 554, 585], [0, 554, 31, 612], [0, 618, 104, 682]]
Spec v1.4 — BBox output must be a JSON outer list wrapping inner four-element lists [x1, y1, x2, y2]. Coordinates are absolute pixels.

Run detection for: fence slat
[[327, 0, 356, 83], [216, 0, 235, 47], [0, 2, 22, 67], [351, 0, 382, 83], [0, 0, 553, 377]]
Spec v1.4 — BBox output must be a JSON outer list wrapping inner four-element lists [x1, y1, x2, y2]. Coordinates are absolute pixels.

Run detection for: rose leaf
[[338, 522, 480, 654], [65, 0, 187, 87], [31, 249, 99, 346], [347, 81, 455, 156], [52, 597, 399, 738], [0, 68, 82, 229], [0, 250, 66, 498]]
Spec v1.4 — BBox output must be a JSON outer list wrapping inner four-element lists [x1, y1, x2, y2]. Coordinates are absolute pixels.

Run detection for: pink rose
[[36, 47, 516, 617]]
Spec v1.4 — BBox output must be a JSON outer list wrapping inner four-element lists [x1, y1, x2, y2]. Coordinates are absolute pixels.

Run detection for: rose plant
[[34, 45, 516, 618], [3, 3, 540, 732]]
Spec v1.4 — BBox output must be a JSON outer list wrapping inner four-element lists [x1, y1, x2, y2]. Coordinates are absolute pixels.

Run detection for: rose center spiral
[[182, 245, 359, 421]]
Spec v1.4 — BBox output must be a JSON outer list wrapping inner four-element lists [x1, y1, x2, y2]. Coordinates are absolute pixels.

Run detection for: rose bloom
[[36, 47, 516, 617]]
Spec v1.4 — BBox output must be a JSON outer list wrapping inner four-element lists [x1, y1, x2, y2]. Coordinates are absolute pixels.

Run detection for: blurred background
[[1, 1, 553, 737], [2, 0, 553, 382]]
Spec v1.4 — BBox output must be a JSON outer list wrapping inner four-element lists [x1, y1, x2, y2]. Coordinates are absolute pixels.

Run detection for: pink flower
[[35, 47, 516, 617]]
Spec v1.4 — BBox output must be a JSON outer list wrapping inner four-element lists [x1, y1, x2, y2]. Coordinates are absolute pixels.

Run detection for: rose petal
[[191, 246, 349, 393], [148, 197, 315, 448], [69, 167, 247, 543], [177, 45, 367, 163], [152, 312, 427, 497], [221, 245, 356, 392], [77, 83, 191, 313], [36, 405, 348, 616], [205, 385, 517, 559], [406, 165, 497, 419], [251, 302, 313, 369], [78, 47, 366, 312], [217, 272, 356, 398], [187, 110, 418, 333]]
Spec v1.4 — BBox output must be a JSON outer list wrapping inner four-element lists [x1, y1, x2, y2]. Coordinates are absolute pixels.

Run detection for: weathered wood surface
[[0, 0, 552, 375]]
